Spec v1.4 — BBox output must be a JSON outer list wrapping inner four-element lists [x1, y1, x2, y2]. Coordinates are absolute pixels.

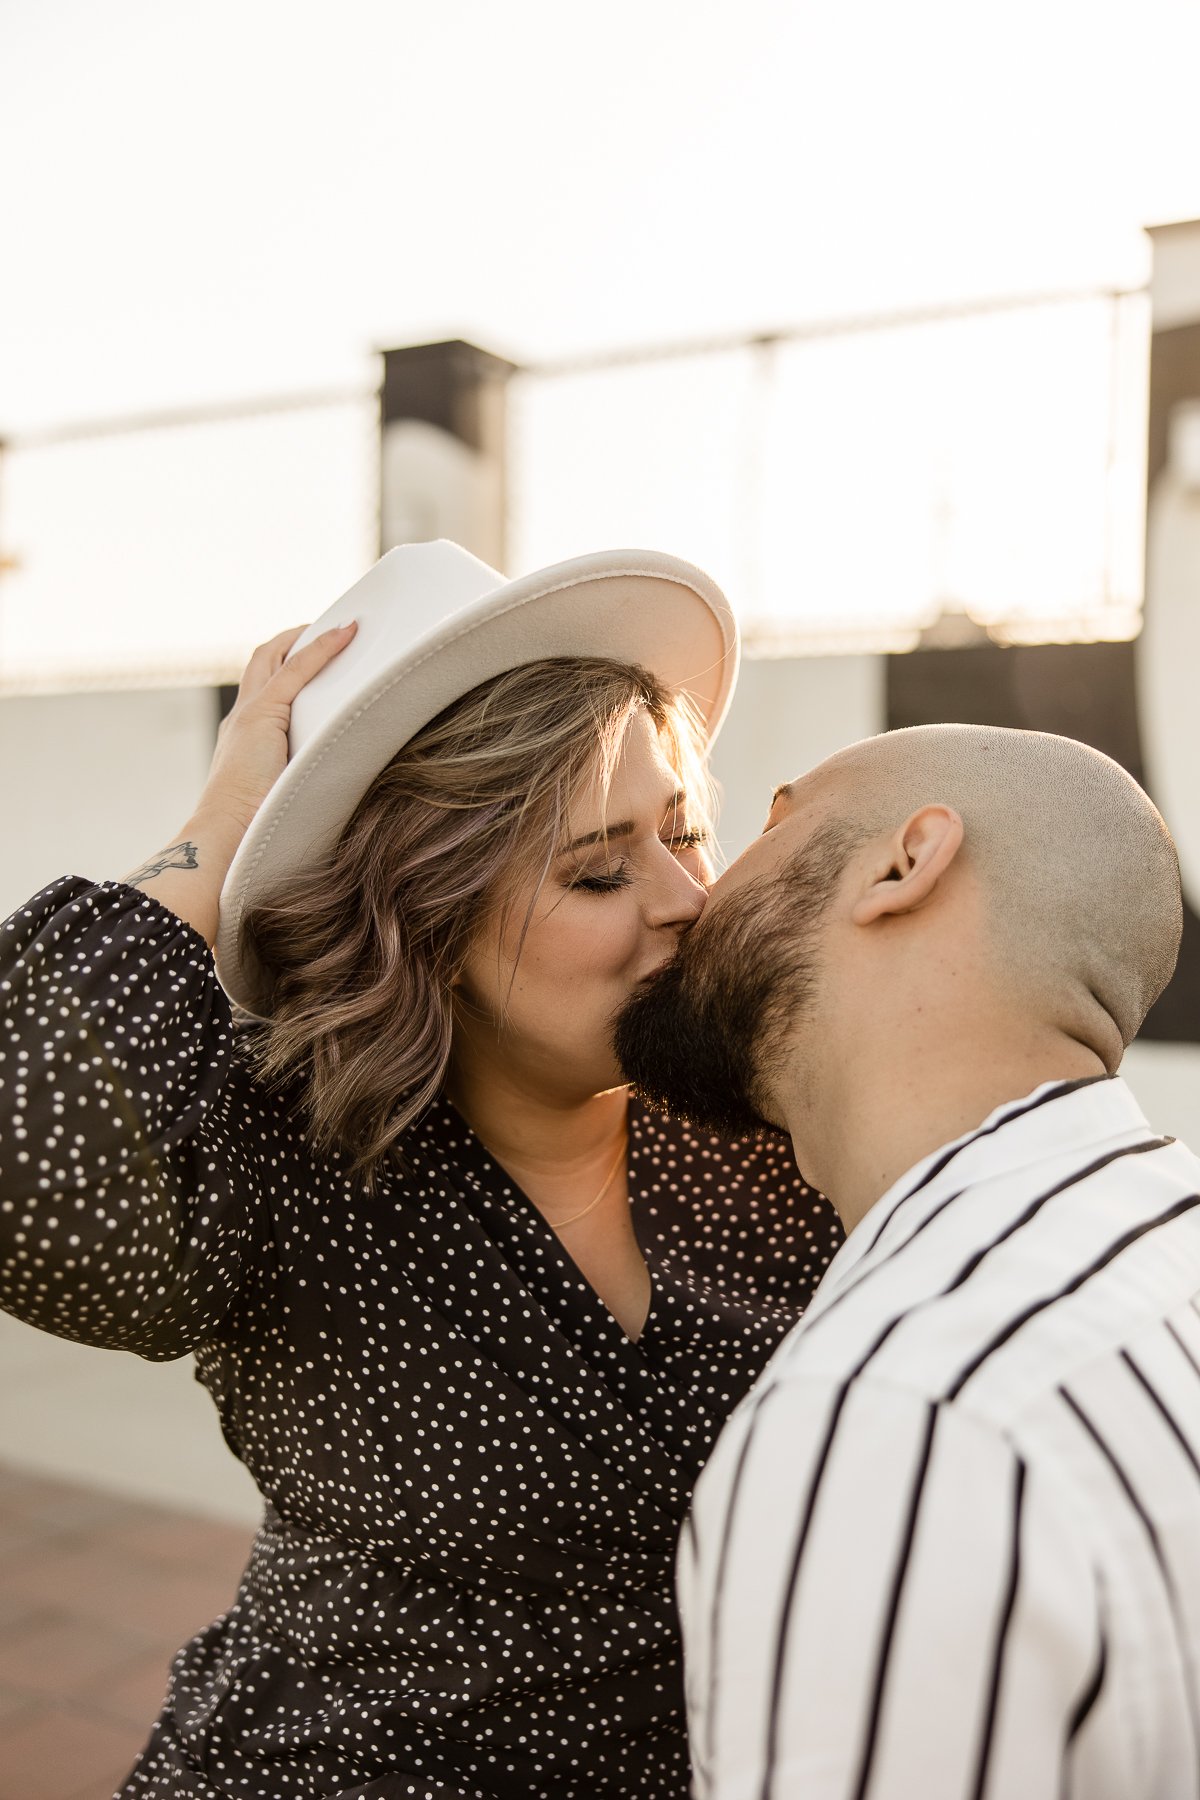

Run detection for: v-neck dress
[[0, 879, 843, 1800]]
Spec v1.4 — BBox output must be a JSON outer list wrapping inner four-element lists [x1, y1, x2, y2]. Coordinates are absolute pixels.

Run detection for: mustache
[[613, 932, 778, 1137]]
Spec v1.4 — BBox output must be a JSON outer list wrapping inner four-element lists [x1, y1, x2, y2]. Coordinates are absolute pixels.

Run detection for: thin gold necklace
[[547, 1131, 628, 1231]]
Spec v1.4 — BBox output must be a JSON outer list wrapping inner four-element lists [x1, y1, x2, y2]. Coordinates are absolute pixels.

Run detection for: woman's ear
[[850, 805, 964, 926]]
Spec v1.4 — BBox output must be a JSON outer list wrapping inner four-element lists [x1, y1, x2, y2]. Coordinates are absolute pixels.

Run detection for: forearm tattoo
[[127, 842, 201, 882]]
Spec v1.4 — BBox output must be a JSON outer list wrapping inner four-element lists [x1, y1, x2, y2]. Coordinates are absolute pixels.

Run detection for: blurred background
[[3, 0, 1200, 1789]]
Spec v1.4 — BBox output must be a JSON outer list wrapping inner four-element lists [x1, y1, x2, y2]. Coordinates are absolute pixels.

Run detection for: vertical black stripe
[[702, 1389, 779, 1777], [968, 1456, 1026, 1800], [847, 1401, 941, 1800], [1116, 1348, 1200, 1768], [1121, 1349, 1200, 1481], [1058, 1384, 1200, 1781], [1061, 1613, 1108, 1800], [1065, 1615, 1108, 1745], [945, 1183, 1195, 1401], [1058, 1386, 1167, 1556], [757, 1380, 855, 1800]]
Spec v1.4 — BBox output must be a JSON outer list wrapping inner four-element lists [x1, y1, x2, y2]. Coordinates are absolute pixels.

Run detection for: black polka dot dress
[[0, 880, 843, 1800]]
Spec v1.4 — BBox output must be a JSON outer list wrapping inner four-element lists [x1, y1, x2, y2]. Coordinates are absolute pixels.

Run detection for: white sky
[[2, 0, 1199, 679]]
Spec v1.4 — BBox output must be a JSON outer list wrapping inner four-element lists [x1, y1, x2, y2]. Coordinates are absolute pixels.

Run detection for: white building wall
[[0, 687, 218, 916], [0, 685, 261, 1523], [709, 654, 886, 860]]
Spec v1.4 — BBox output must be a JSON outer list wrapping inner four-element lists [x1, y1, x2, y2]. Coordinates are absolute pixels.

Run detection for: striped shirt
[[679, 1075, 1200, 1799]]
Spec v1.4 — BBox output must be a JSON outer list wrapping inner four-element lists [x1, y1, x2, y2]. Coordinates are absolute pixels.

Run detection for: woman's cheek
[[572, 901, 638, 977]]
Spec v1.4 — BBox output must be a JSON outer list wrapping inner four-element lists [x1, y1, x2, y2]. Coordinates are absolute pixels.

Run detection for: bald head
[[814, 725, 1182, 1049]]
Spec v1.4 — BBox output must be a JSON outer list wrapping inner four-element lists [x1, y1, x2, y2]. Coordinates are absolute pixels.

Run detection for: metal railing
[[0, 283, 1150, 691]]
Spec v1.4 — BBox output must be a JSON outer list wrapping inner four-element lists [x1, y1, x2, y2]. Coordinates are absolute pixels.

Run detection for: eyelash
[[571, 868, 634, 894], [568, 829, 709, 895]]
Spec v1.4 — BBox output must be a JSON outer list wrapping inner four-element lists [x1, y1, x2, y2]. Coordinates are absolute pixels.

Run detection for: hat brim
[[216, 546, 739, 1016]]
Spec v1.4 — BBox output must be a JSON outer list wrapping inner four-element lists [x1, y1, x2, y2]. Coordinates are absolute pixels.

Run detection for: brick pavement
[[0, 1462, 254, 1800]]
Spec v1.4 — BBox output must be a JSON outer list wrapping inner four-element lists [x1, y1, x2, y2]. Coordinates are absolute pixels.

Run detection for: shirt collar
[[806, 1074, 1156, 1321]]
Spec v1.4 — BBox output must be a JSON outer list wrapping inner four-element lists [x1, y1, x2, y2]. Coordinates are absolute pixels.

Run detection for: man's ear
[[850, 805, 964, 925]]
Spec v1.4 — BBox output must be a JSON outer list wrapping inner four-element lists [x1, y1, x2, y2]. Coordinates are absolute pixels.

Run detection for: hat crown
[[289, 541, 505, 753]]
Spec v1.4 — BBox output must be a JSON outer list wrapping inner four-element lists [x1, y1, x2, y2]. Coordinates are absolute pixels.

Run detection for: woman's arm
[[0, 619, 356, 1356], [1, 878, 246, 1354], [123, 619, 356, 946]]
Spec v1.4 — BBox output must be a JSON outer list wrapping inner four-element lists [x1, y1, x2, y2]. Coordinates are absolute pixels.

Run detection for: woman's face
[[452, 708, 711, 1102]]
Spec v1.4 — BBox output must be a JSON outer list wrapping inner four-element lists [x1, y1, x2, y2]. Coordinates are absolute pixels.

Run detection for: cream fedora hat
[[216, 540, 739, 1015]]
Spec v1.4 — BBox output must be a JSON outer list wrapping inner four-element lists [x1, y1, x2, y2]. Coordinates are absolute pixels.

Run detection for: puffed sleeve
[[0, 877, 274, 1359]]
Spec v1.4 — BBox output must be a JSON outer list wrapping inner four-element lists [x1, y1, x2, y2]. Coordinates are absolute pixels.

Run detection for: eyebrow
[[559, 788, 689, 855], [770, 781, 795, 807]]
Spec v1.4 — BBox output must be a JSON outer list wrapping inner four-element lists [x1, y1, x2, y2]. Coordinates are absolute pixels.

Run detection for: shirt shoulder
[[764, 1136, 1200, 1435]]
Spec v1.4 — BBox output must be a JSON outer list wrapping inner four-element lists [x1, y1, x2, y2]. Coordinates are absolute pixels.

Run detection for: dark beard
[[615, 939, 786, 1136], [613, 822, 856, 1138]]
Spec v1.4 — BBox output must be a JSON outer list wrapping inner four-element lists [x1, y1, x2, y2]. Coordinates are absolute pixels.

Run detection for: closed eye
[[569, 864, 633, 894], [663, 827, 708, 852]]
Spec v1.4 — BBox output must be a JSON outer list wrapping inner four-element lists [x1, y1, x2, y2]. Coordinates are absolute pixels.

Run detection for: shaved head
[[814, 725, 1182, 1047]]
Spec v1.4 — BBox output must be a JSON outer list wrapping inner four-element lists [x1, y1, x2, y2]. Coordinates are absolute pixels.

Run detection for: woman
[[0, 543, 841, 1800]]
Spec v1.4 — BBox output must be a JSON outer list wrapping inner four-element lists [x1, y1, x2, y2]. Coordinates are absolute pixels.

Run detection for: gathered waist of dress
[[160, 1503, 687, 1794], [242, 1503, 673, 1641]]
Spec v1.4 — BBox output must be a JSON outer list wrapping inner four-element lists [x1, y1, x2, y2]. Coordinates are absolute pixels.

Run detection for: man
[[616, 724, 1200, 1800]]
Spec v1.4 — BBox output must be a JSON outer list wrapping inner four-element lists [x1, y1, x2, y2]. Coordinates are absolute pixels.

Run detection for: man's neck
[[780, 1030, 1109, 1237]]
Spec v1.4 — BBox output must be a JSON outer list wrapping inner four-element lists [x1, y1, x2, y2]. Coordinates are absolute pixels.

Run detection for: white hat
[[216, 539, 739, 1015]]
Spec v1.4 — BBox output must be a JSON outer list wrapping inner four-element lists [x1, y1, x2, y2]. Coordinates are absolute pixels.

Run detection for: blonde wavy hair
[[241, 656, 716, 1183]]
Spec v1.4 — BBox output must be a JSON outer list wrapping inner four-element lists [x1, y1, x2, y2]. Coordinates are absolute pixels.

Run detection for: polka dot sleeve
[[0, 877, 269, 1359]]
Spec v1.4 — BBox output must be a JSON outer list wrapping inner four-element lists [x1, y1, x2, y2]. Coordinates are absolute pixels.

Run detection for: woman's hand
[[198, 621, 357, 834], [122, 620, 357, 948]]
